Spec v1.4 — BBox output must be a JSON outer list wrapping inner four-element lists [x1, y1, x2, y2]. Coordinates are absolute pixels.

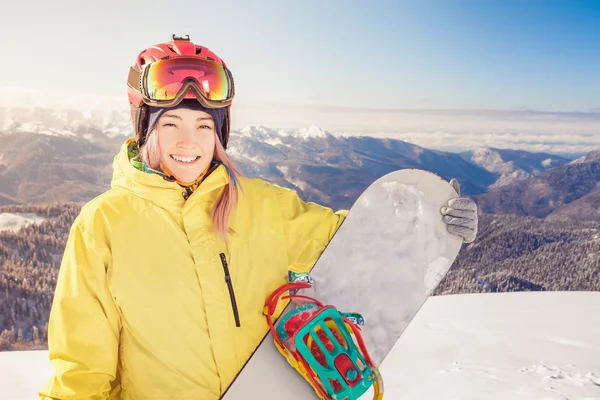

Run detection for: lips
[[170, 155, 200, 163]]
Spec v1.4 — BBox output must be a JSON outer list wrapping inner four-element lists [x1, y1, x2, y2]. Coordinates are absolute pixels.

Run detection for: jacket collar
[[111, 138, 229, 214]]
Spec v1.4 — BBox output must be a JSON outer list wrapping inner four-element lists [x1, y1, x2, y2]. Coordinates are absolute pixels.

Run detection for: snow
[[541, 158, 554, 167], [0, 213, 46, 232], [238, 125, 280, 138], [244, 154, 263, 163], [570, 151, 600, 165], [225, 143, 242, 156], [0, 351, 52, 400], [489, 169, 532, 190], [265, 137, 284, 146], [464, 148, 516, 177], [376, 291, 600, 400], [296, 125, 329, 139], [224, 143, 263, 163], [276, 165, 309, 191], [235, 125, 330, 140], [469, 148, 504, 171], [2, 292, 598, 400], [463, 148, 531, 189]]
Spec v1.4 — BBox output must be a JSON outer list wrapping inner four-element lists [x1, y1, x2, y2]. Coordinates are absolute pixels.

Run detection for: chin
[[175, 165, 209, 181], [174, 171, 203, 183]]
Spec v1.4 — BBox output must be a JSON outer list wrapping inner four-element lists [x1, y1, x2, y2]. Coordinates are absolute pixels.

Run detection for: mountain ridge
[[1, 107, 598, 221]]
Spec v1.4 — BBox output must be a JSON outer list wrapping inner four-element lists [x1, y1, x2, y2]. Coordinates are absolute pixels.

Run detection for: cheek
[[156, 137, 170, 161], [157, 133, 171, 152], [201, 134, 216, 156]]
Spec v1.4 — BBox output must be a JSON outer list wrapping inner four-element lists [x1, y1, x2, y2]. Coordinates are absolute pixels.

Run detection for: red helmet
[[127, 34, 233, 148]]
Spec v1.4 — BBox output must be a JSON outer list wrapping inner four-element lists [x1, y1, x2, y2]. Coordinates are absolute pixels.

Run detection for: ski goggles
[[128, 56, 235, 108]]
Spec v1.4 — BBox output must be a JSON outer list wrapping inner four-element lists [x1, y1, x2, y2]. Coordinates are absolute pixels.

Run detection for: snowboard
[[222, 169, 464, 399]]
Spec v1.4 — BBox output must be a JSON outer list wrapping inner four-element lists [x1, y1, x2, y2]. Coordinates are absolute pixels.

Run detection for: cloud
[[1, 87, 597, 156], [231, 102, 599, 155], [232, 102, 599, 132], [344, 131, 599, 156]]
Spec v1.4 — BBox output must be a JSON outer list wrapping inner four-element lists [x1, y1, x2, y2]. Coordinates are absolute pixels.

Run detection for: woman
[[39, 35, 478, 399]]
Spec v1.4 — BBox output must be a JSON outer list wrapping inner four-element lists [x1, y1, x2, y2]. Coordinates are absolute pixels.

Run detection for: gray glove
[[440, 179, 478, 244]]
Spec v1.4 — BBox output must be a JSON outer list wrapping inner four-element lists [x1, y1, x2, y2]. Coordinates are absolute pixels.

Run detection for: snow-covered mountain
[[227, 126, 495, 208], [570, 149, 600, 164], [460, 147, 570, 189], [474, 152, 600, 220], [0, 114, 497, 208], [545, 187, 600, 222], [0, 106, 332, 143], [0, 106, 131, 139], [2, 292, 598, 400], [1, 104, 597, 214], [237, 125, 330, 140]]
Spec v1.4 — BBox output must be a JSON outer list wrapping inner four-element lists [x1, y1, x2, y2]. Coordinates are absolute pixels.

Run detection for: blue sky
[[0, 0, 598, 155], [2, 0, 598, 111]]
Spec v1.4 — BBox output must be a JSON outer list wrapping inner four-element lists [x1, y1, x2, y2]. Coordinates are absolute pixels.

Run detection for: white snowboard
[[222, 169, 464, 399]]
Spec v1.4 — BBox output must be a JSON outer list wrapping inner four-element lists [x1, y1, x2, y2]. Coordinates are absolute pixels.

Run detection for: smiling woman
[[143, 106, 218, 185], [38, 35, 476, 400], [37, 35, 352, 400], [134, 98, 240, 236]]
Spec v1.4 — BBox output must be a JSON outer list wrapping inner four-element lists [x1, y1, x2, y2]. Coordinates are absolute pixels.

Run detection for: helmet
[[127, 34, 233, 148]]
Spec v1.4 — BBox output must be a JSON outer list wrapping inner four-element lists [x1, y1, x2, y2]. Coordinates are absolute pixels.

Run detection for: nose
[[176, 127, 197, 148]]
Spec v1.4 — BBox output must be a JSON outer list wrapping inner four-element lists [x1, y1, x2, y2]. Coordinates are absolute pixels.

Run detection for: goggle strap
[[127, 66, 141, 90]]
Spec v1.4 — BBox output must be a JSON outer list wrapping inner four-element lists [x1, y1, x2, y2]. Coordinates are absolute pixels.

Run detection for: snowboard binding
[[264, 276, 384, 400]]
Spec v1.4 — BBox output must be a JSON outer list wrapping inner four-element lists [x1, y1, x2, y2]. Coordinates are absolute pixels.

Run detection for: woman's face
[[156, 108, 216, 184]]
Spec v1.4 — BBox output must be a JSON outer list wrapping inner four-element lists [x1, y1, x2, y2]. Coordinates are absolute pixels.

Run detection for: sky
[[0, 0, 599, 152]]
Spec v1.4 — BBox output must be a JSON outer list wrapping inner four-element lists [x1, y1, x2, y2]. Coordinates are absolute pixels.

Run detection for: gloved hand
[[440, 179, 478, 244]]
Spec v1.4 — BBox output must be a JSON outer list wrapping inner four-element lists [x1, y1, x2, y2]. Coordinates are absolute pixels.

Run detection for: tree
[[33, 326, 40, 345]]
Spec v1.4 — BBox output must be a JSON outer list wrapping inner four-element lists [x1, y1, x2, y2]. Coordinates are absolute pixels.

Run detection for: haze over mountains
[[2, 105, 597, 221]]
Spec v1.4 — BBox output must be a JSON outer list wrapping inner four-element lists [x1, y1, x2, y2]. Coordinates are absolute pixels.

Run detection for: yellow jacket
[[39, 138, 347, 399]]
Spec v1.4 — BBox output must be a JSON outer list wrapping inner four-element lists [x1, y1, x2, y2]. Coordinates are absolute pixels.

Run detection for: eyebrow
[[162, 113, 213, 122]]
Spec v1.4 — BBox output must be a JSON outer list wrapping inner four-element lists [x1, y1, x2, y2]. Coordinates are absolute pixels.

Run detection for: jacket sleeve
[[277, 186, 348, 274], [39, 215, 122, 400]]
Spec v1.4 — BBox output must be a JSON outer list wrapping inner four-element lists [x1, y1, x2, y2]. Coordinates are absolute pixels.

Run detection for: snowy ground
[[0, 213, 46, 232], [1, 292, 598, 400], [379, 291, 600, 400]]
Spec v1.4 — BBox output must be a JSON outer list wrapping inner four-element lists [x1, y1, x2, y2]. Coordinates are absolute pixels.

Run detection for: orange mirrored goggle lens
[[142, 57, 232, 102]]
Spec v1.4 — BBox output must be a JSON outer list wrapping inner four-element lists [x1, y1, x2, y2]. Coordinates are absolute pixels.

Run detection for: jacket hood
[[111, 138, 230, 213]]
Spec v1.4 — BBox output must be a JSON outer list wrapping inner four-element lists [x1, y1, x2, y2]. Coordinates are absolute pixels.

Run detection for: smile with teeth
[[171, 155, 200, 163]]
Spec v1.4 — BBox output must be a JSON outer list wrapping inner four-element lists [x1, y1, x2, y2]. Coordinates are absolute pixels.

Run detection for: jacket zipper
[[219, 253, 241, 327], [182, 187, 193, 200]]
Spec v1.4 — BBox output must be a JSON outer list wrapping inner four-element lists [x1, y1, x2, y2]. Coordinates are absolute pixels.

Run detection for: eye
[[198, 124, 213, 129], [162, 122, 177, 127]]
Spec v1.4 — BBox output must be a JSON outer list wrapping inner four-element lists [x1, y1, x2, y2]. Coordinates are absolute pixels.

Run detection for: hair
[[140, 128, 242, 241], [211, 135, 242, 240]]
